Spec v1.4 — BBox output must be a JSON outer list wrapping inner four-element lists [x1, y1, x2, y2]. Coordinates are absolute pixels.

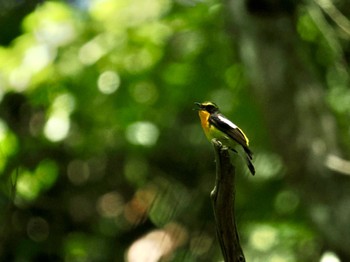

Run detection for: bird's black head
[[194, 102, 220, 114]]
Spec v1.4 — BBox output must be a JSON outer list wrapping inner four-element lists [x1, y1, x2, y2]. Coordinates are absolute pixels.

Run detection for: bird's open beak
[[193, 102, 202, 111]]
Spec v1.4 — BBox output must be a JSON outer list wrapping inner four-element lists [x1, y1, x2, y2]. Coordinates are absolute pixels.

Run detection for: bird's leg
[[211, 138, 231, 151], [211, 138, 222, 147]]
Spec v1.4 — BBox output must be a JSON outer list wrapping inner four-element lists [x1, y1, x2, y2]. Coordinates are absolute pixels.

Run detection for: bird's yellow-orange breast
[[198, 110, 211, 138]]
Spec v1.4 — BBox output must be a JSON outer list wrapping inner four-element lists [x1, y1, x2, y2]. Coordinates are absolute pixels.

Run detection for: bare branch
[[210, 139, 245, 262]]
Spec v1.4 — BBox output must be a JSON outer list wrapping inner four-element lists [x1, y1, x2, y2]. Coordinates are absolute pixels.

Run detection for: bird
[[195, 101, 255, 175]]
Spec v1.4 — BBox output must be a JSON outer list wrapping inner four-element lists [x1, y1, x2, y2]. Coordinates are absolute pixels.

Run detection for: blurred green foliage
[[0, 0, 349, 261]]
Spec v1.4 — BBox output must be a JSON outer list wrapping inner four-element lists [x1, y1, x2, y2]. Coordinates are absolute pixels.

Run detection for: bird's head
[[194, 101, 220, 114]]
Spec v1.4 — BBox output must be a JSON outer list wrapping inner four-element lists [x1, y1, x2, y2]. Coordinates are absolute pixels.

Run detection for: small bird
[[195, 101, 255, 175]]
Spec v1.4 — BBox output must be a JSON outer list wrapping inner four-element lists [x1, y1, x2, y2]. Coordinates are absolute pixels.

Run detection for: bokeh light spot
[[79, 38, 105, 65], [97, 70, 120, 94], [97, 191, 124, 218], [126, 223, 187, 262], [44, 93, 75, 142], [127, 230, 173, 262], [320, 251, 341, 262], [311, 204, 330, 225], [9, 67, 31, 91], [53, 93, 76, 114], [63, 232, 107, 261], [44, 114, 70, 142], [249, 225, 278, 252], [123, 48, 155, 73], [126, 121, 159, 147], [16, 170, 40, 201], [15, 160, 58, 203], [67, 160, 90, 185], [130, 81, 158, 104], [23, 44, 54, 73], [37, 21, 76, 47], [27, 216, 49, 242], [253, 152, 283, 179], [124, 186, 157, 225], [274, 190, 299, 214]]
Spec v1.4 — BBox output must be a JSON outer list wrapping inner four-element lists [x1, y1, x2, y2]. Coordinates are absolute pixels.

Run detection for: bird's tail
[[244, 146, 253, 160], [246, 156, 255, 176], [231, 146, 255, 176]]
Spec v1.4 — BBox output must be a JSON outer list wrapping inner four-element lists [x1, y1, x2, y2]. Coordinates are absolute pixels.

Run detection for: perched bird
[[195, 101, 255, 175]]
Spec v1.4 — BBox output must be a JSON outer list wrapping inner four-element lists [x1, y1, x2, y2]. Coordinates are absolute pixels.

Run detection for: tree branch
[[210, 139, 245, 262]]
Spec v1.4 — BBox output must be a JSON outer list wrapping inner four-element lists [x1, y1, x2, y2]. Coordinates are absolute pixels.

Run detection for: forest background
[[0, 0, 350, 261]]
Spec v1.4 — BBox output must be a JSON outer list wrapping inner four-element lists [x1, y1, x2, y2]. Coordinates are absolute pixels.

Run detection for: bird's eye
[[205, 105, 215, 112]]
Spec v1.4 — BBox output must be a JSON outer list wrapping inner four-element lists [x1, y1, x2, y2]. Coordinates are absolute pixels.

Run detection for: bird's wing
[[209, 114, 253, 159], [209, 114, 247, 145]]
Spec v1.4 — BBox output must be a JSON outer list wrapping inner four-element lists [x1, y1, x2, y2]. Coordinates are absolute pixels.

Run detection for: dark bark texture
[[211, 140, 245, 262]]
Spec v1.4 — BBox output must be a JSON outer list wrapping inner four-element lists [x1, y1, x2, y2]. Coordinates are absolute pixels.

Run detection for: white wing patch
[[217, 115, 238, 129]]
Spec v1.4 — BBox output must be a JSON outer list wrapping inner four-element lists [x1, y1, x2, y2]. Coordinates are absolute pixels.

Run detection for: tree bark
[[210, 140, 245, 262]]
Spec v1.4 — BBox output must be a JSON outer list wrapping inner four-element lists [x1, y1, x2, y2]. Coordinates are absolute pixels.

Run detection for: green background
[[0, 0, 350, 261]]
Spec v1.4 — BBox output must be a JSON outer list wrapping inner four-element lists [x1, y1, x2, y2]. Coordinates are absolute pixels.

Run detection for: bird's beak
[[193, 102, 202, 111]]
